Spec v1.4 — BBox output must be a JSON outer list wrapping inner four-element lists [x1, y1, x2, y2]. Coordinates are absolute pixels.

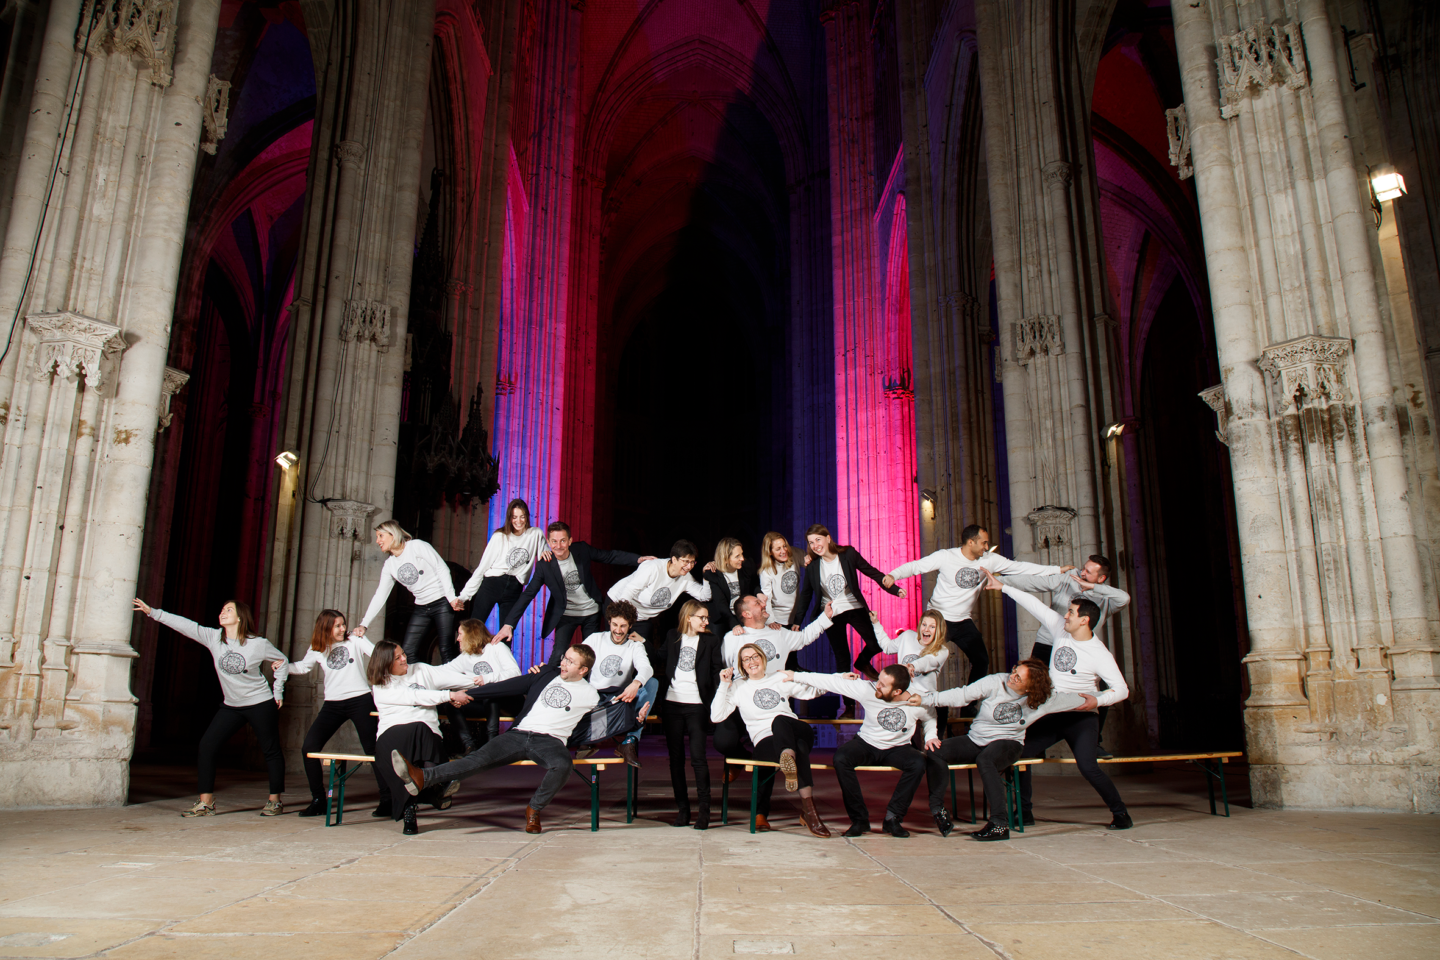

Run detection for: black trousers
[[427, 730, 574, 812], [471, 576, 523, 628], [832, 737, 927, 825], [1034, 641, 1109, 743], [301, 694, 382, 800], [825, 608, 883, 675], [197, 699, 284, 794], [712, 713, 751, 761], [402, 598, 459, 663], [753, 716, 815, 816], [1019, 711, 1127, 817], [545, 610, 605, 668], [663, 701, 710, 810], [925, 735, 1022, 825], [945, 618, 989, 683]]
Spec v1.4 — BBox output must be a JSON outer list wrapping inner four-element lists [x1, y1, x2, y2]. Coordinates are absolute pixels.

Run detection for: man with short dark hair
[[607, 540, 712, 653]]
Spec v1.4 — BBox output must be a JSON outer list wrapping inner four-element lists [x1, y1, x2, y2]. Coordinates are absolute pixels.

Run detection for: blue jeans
[[621, 678, 658, 743]]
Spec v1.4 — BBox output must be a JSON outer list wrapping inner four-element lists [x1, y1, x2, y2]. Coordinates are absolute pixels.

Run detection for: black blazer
[[503, 541, 640, 637], [654, 628, 724, 711], [702, 567, 760, 636], [788, 547, 901, 627]]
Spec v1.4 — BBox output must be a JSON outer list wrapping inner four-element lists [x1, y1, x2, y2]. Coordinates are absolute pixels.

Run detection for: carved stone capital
[[335, 140, 367, 170], [1198, 383, 1229, 446], [1025, 506, 1077, 552], [325, 499, 377, 540], [1217, 20, 1309, 119], [24, 312, 126, 393], [1042, 161, 1072, 189], [1165, 105, 1193, 180], [1014, 316, 1063, 365], [1257, 335, 1353, 411], [200, 74, 231, 155], [157, 366, 189, 430], [96, 0, 180, 87], [339, 298, 391, 346], [445, 279, 474, 297]]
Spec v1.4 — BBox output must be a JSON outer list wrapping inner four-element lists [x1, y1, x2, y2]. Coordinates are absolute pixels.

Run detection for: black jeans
[[426, 729, 574, 811], [945, 618, 989, 683], [197, 700, 284, 794], [925, 735, 1022, 825], [663, 701, 710, 810], [1019, 711, 1127, 817], [545, 611, 605, 668], [753, 716, 815, 816], [712, 713, 751, 761], [402, 598, 459, 663], [825, 608, 883, 675], [1033, 642, 1108, 742], [832, 737, 927, 825], [301, 694, 381, 800], [470, 575, 523, 628]]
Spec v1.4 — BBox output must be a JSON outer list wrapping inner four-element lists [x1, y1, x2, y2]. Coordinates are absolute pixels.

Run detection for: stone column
[[0, 0, 223, 806], [1172, 0, 1438, 810]]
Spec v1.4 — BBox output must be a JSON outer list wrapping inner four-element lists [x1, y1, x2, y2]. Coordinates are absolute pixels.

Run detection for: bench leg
[[749, 769, 759, 835], [591, 768, 600, 832], [948, 768, 959, 822], [324, 759, 339, 828], [721, 769, 730, 826], [1204, 760, 1217, 815], [625, 765, 635, 824], [1008, 765, 1023, 834], [335, 759, 348, 827], [971, 770, 979, 824], [1219, 758, 1230, 817]]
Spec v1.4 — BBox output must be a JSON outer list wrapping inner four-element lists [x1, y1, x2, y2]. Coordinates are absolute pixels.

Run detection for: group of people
[[139, 502, 1136, 840]]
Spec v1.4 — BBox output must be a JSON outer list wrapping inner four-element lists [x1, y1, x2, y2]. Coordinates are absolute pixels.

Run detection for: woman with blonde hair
[[455, 498, 546, 628], [355, 520, 460, 663], [657, 599, 724, 828], [757, 532, 801, 627], [702, 536, 757, 635]]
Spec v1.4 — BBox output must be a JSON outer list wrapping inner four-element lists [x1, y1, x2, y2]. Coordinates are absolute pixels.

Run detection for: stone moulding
[[200, 74, 231, 155], [325, 499, 376, 540], [24, 312, 126, 394], [1025, 505, 1076, 552], [158, 366, 188, 430], [85, 0, 180, 87], [1199, 383, 1229, 446], [339, 299, 391, 346], [1216, 19, 1309, 119], [1257, 334, 1353, 411], [1014, 315, 1063, 365], [1166, 105, 1193, 179]]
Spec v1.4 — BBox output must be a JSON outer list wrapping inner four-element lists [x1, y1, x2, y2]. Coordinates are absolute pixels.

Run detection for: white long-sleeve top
[[888, 549, 1060, 624], [711, 672, 821, 743], [458, 527, 547, 600], [582, 632, 654, 690], [607, 557, 711, 620], [286, 635, 375, 701], [444, 643, 521, 685], [997, 569, 1131, 646], [793, 672, 938, 748], [147, 609, 288, 708], [361, 540, 458, 628], [759, 564, 801, 625], [722, 615, 832, 675], [515, 677, 600, 740], [871, 620, 949, 696], [372, 662, 476, 737], [1000, 585, 1129, 708], [923, 673, 1088, 746]]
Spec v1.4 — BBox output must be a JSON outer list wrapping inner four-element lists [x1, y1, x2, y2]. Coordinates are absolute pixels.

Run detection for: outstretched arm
[[852, 551, 902, 596], [997, 582, 1066, 638], [358, 568, 396, 631], [789, 671, 872, 701]]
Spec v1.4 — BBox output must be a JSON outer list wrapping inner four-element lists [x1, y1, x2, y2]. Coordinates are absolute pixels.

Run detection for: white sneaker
[[181, 800, 215, 818]]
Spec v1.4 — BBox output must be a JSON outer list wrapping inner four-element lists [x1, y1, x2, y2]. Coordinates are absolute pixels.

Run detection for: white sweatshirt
[[711, 672, 821, 743], [722, 615, 832, 675], [871, 620, 949, 696], [666, 634, 703, 703], [1001, 585, 1129, 707], [759, 564, 801, 625], [372, 662, 475, 737], [607, 557, 711, 620], [997, 569, 1131, 646], [817, 556, 860, 614], [582, 632, 654, 691], [516, 677, 600, 740], [148, 609, 288, 708], [361, 540, 458, 628], [459, 527, 546, 599], [445, 642, 521, 685], [888, 548, 1060, 624], [923, 673, 1088, 746], [287, 634, 375, 701], [793, 672, 938, 748]]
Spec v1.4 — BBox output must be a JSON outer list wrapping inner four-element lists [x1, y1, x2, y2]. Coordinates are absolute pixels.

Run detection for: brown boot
[[615, 739, 641, 768], [524, 805, 542, 834], [754, 814, 773, 832], [391, 750, 426, 796], [800, 797, 830, 838]]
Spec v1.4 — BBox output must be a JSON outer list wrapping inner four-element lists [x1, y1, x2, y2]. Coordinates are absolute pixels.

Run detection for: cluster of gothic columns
[[0, 0, 1434, 811]]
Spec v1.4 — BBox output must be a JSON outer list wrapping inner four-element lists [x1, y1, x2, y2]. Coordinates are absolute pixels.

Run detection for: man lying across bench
[[392, 645, 599, 834]]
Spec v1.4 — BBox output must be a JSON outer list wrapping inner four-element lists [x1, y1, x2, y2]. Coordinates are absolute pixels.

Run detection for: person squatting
[[139, 512, 1134, 838]]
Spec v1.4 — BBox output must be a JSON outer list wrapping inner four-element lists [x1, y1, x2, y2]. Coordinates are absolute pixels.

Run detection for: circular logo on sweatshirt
[[1054, 646, 1078, 672], [993, 701, 1023, 724], [752, 687, 783, 709], [902, 653, 919, 665], [325, 647, 351, 670], [677, 646, 697, 671], [780, 570, 798, 594], [506, 547, 530, 570], [219, 651, 247, 675], [599, 654, 624, 679], [542, 685, 572, 709], [476, 661, 493, 676], [756, 638, 778, 660], [648, 587, 672, 609], [727, 579, 742, 599], [826, 574, 847, 597], [955, 567, 985, 589], [396, 563, 421, 586], [564, 569, 582, 587], [876, 706, 907, 732]]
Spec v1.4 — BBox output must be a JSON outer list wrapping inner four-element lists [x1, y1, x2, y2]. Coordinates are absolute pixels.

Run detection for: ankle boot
[[799, 797, 830, 838], [693, 802, 710, 831], [402, 803, 419, 835]]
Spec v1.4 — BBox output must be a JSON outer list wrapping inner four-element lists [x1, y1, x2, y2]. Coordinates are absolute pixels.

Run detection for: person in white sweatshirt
[[354, 520, 460, 662], [981, 570, 1133, 830], [757, 532, 802, 628], [368, 640, 477, 834], [133, 597, 289, 818], [578, 600, 654, 767], [454, 498, 546, 628], [883, 524, 1064, 682], [442, 618, 522, 752], [712, 644, 829, 836], [606, 539, 712, 651], [287, 609, 384, 818]]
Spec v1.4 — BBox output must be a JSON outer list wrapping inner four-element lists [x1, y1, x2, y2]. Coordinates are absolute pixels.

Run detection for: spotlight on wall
[[274, 451, 298, 469], [920, 489, 937, 519], [1105, 422, 1126, 439], [1368, 164, 1406, 226]]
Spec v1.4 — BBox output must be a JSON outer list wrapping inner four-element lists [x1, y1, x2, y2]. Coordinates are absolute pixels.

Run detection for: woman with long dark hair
[[354, 520, 460, 663], [656, 600, 724, 829], [455, 498, 545, 629], [287, 609, 386, 818], [133, 597, 289, 817]]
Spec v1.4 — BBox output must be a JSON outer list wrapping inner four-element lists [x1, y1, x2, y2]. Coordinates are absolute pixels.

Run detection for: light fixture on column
[[1368, 164, 1406, 227], [920, 489, 937, 519], [274, 451, 298, 469]]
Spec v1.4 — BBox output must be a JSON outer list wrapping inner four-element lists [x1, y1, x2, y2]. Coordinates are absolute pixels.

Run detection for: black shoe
[[1096, 744, 1114, 759], [970, 821, 1010, 842], [932, 808, 954, 838], [882, 818, 910, 838], [297, 798, 326, 818], [674, 807, 692, 828], [372, 801, 392, 819], [693, 804, 711, 831], [842, 821, 870, 837], [1107, 811, 1133, 830], [1021, 811, 1035, 826], [402, 804, 419, 835]]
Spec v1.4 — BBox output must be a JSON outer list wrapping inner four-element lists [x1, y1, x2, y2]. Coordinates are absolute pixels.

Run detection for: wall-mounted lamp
[[274, 451, 298, 469], [920, 489, 937, 519], [1105, 422, 1126, 439], [1369, 164, 1406, 227]]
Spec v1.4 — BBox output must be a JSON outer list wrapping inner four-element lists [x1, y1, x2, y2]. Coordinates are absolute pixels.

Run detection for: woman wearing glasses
[[656, 600, 724, 828]]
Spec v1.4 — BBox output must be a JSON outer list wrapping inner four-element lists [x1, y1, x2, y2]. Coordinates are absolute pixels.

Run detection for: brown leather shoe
[[615, 739, 641, 768], [754, 814, 773, 832], [391, 750, 426, 796], [800, 797, 831, 838], [524, 805, 542, 834]]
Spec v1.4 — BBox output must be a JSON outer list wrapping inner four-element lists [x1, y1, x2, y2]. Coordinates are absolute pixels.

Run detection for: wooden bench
[[1021, 751, 1244, 818], [307, 751, 624, 831]]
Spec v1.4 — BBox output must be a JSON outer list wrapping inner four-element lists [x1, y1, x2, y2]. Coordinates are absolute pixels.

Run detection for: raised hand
[[981, 570, 1003, 591], [132, 598, 153, 616], [353, 625, 367, 637], [1059, 564, 1076, 573], [720, 667, 735, 683]]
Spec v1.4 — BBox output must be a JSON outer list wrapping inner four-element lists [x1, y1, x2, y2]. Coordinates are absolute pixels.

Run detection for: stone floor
[[2, 754, 1437, 959]]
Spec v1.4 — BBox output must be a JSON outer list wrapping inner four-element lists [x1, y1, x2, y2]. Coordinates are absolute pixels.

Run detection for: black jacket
[[788, 547, 901, 627], [503, 541, 640, 637], [702, 567, 759, 636], [654, 628, 724, 711]]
